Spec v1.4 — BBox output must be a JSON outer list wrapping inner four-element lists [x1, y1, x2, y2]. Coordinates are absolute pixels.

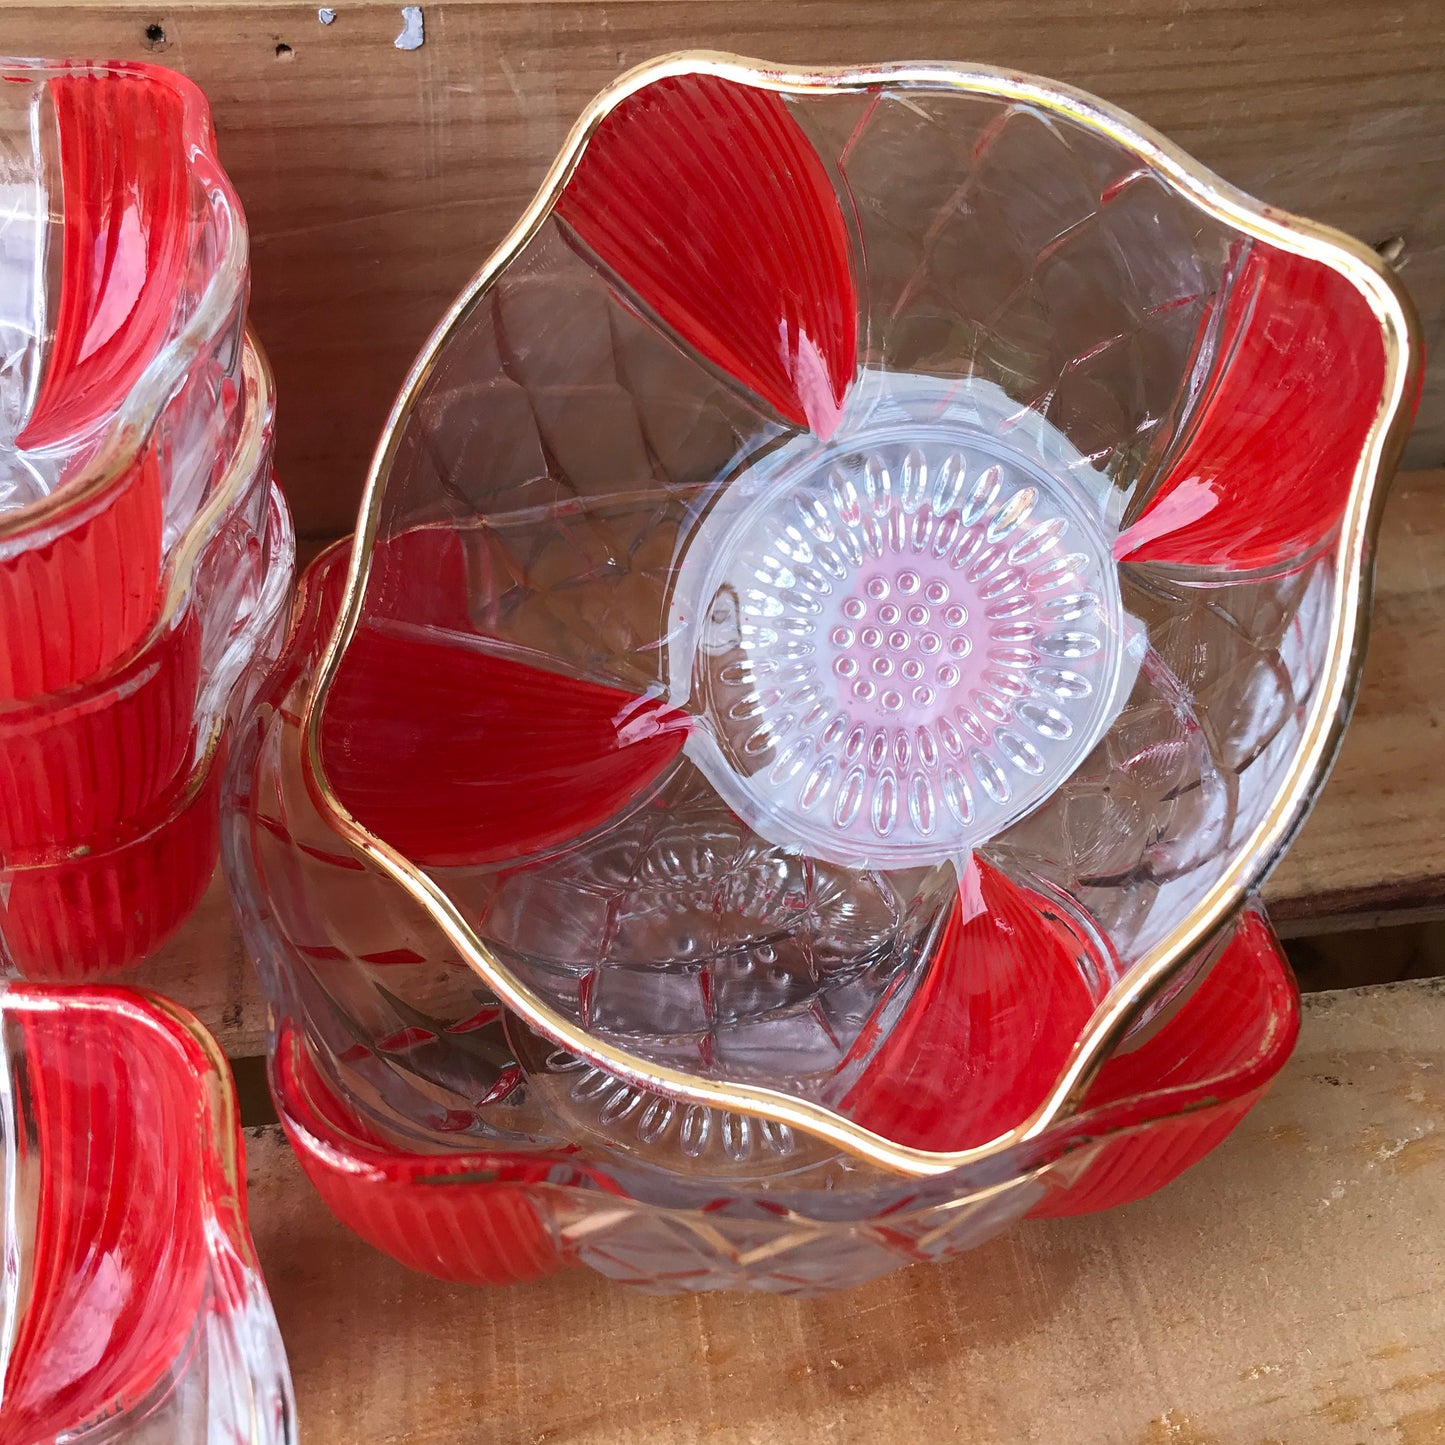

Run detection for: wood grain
[[242, 978, 1445, 1444], [1269, 468, 1445, 932], [3, 0, 1440, 540], [128, 872, 270, 1058]]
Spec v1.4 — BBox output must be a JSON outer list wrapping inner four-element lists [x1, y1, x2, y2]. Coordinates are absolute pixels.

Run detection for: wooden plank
[[243, 978, 1445, 1444], [1268, 467, 1445, 930], [137, 471, 1445, 1057], [3, 0, 1440, 543], [128, 872, 270, 1059]]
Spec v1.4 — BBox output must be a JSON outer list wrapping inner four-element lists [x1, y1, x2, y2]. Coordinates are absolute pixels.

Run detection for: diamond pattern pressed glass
[[225, 56, 1418, 1291]]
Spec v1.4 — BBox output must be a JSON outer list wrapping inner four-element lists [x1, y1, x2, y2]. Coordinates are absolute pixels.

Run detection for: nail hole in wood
[[275, 42, 295, 60], [1376, 236, 1407, 268], [143, 22, 168, 49]]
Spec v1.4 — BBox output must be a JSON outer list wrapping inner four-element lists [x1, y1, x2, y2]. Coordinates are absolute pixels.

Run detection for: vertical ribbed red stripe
[[556, 73, 856, 436], [0, 999, 212, 1441], [0, 746, 221, 979]]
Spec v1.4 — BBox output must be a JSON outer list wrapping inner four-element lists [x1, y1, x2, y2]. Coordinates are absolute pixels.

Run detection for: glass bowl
[[225, 55, 1417, 1291], [229, 591, 1296, 1289], [1, 336, 294, 979], [0, 58, 248, 700], [265, 911, 1293, 1293], [0, 984, 294, 1440]]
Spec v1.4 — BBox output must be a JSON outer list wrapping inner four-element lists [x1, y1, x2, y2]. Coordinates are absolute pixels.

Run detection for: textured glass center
[[670, 375, 1132, 869]]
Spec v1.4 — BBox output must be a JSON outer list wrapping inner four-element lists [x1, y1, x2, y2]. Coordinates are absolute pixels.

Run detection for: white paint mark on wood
[[394, 6, 424, 50]]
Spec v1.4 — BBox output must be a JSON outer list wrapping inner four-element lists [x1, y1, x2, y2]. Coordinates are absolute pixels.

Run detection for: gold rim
[[299, 54, 1421, 1179], [142, 988, 250, 1233]]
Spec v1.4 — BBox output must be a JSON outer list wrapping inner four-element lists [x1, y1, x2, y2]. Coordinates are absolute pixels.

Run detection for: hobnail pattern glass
[[224, 57, 1417, 1291]]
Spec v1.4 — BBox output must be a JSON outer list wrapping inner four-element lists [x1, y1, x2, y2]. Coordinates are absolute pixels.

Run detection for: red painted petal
[[0, 995, 217, 1442], [0, 444, 163, 699], [1030, 908, 1299, 1216], [556, 73, 856, 437], [322, 622, 689, 868], [843, 857, 1101, 1150], [1117, 244, 1388, 570], [275, 1026, 565, 1286], [19, 72, 192, 450]]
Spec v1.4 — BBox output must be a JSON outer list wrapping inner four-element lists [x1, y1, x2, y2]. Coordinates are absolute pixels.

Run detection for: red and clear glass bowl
[[266, 904, 1295, 1292], [1, 337, 294, 979], [0, 59, 283, 980], [0, 59, 249, 701], [224, 56, 1419, 1292], [0, 985, 294, 1441]]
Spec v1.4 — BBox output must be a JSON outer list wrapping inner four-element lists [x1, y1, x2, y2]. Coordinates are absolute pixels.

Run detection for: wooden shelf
[[243, 978, 1445, 1444], [8, 16, 1442, 1439], [4, 0, 1441, 541]]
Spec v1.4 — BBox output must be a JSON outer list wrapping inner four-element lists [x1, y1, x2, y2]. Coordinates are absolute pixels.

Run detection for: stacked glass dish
[[0, 60, 294, 980], [223, 56, 1419, 1294], [0, 983, 295, 1441]]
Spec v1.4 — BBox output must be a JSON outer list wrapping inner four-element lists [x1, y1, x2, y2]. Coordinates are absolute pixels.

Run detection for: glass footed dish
[[225, 55, 1417, 1289], [1, 336, 294, 979], [0, 985, 295, 1441], [0, 58, 248, 700]]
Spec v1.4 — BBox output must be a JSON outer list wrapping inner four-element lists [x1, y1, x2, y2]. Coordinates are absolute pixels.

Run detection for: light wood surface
[[1268, 468, 1445, 931], [242, 977, 1445, 1444], [1, 0, 1439, 539], [144, 471, 1445, 1058], [130, 872, 270, 1059]]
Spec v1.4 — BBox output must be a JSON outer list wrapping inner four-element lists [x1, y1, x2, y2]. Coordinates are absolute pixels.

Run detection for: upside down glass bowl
[[225, 55, 1419, 1292], [0, 986, 294, 1441]]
